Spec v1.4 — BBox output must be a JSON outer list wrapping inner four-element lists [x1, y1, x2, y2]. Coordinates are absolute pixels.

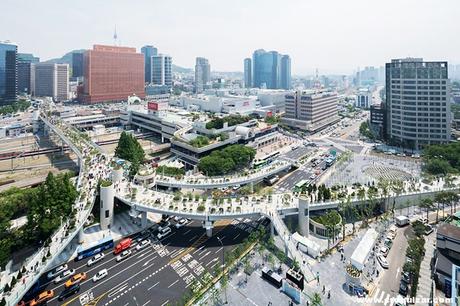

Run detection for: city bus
[[294, 180, 309, 192], [75, 236, 114, 261], [264, 175, 279, 186], [253, 151, 280, 169]]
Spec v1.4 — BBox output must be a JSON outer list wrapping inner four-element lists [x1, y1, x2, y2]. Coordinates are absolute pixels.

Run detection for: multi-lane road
[[24, 218, 264, 306]]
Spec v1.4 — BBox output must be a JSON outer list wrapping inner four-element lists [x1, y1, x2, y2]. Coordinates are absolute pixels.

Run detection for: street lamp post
[[217, 236, 227, 304]]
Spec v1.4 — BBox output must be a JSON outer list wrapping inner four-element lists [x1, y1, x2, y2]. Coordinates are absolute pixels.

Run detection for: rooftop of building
[[438, 221, 460, 241]]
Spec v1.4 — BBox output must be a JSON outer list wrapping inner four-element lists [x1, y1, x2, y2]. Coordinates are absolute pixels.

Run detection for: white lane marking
[[233, 233, 241, 240], [147, 281, 160, 291], [108, 284, 128, 298], [168, 279, 179, 288], [214, 247, 223, 254], [193, 245, 205, 254], [206, 258, 218, 267], [184, 230, 191, 235], [141, 300, 151, 306], [395, 267, 400, 279], [160, 300, 169, 306], [199, 251, 211, 261], [142, 256, 158, 267], [189, 235, 198, 242]]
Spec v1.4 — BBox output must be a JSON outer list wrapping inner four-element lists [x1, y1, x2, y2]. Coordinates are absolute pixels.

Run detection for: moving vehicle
[[116, 250, 132, 262], [114, 238, 132, 255], [92, 269, 108, 282], [53, 269, 76, 284], [294, 180, 309, 192], [87, 252, 105, 267], [264, 175, 279, 186], [158, 221, 171, 231], [58, 284, 80, 301], [175, 218, 188, 228], [30, 290, 54, 305], [65, 272, 87, 288], [76, 236, 114, 261], [136, 239, 150, 250], [396, 216, 409, 227], [157, 227, 172, 239], [261, 267, 283, 288], [47, 264, 68, 279], [377, 255, 389, 269]]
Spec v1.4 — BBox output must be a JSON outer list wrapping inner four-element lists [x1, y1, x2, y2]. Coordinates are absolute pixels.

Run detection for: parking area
[[23, 218, 264, 306]]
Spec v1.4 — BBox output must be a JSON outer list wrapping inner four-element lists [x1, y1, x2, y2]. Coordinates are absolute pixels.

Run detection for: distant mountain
[[44, 49, 86, 65], [172, 64, 193, 73]]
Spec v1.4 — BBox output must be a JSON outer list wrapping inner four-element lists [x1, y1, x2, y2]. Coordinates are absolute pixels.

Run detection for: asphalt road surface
[[24, 218, 264, 306]]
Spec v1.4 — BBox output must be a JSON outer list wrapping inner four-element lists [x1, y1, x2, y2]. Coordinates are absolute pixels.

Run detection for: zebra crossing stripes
[[372, 288, 395, 306]]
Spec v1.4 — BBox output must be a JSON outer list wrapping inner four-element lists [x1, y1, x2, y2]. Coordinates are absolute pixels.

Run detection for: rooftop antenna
[[113, 25, 118, 46]]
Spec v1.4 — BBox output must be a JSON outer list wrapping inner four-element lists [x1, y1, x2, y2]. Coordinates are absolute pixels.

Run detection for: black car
[[58, 284, 80, 301], [401, 272, 411, 284], [399, 281, 408, 296]]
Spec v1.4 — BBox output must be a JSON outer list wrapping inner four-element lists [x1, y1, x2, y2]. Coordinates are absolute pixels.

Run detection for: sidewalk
[[415, 232, 436, 305]]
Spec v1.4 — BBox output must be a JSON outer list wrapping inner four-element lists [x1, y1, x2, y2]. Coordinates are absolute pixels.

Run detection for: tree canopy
[[422, 142, 460, 175], [115, 131, 145, 175], [205, 114, 251, 130], [198, 144, 256, 176], [0, 100, 30, 115]]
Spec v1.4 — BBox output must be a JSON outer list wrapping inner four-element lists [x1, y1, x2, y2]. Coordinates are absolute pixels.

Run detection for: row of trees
[[198, 144, 256, 176], [359, 121, 375, 139], [0, 172, 77, 268], [403, 232, 425, 297], [114, 131, 145, 176], [422, 142, 460, 175], [156, 165, 185, 177], [0, 99, 30, 115]]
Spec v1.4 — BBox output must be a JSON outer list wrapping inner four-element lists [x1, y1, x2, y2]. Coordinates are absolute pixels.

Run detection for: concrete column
[[100, 183, 115, 230], [203, 220, 213, 237], [112, 167, 123, 184], [298, 196, 309, 237], [141, 211, 148, 228], [249, 182, 254, 193], [78, 228, 84, 244]]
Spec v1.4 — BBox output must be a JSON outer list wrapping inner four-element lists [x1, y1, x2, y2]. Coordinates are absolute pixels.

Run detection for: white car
[[53, 269, 76, 284], [116, 250, 132, 262], [92, 269, 108, 282], [136, 239, 150, 251], [47, 264, 68, 279], [87, 253, 105, 267], [379, 246, 389, 257], [377, 255, 389, 269], [173, 216, 181, 222], [157, 227, 172, 239], [175, 218, 188, 228]]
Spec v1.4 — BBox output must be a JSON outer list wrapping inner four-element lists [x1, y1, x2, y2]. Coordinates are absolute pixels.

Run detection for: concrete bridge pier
[[298, 196, 309, 237], [78, 228, 84, 244], [141, 211, 148, 228], [100, 182, 115, 230], [203, 220, 213, 237]]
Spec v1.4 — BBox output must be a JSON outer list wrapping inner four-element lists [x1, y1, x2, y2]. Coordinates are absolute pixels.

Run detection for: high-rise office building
[[17, 53, 39, 94], [251, 49, 291, 89], [384, 58, 451, 149], [141, 45, 158, 84], [281, 89, 339, 132], [31, 63, 69, 101], [194, 57, 211, 93], [79, 45, 145, 103], [151, 54, 172, 88], [72, 52, 84, 78], [244, 58, 252, 88], [280, 55, 291, 90], [0, 41, 18, 105]]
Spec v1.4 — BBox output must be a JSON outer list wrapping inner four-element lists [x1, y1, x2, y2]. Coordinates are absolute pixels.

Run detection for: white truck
[[395, 216, 409, 227]]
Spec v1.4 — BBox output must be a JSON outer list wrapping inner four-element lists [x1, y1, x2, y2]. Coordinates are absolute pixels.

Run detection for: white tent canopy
[[350, 228, 378, 271]]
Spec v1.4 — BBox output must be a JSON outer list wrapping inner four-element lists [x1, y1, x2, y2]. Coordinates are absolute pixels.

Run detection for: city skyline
[[1, 0, 459, 75]]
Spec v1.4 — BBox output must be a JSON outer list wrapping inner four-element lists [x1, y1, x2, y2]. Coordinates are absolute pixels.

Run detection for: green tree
[[115, 131, 145, 175], [419, 198, 434, 223], [309, 292, 322, 306]]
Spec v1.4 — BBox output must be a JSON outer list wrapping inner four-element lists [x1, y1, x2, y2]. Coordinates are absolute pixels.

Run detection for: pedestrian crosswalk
[[372, 288, 396, 306]]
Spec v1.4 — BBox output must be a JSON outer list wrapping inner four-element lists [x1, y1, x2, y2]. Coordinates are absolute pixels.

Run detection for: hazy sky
[[1, 0, 459, 75]]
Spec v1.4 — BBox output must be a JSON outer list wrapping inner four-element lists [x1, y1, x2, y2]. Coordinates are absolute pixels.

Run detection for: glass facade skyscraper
[[244, 58, 252, 88], [151, 54, 172, 88], [0, 41, 18, 105], [250, 49, 291, 89], [17, 53, 39, 94], [194, 57, 211, 93], [141, 45, 158, 84], [72, 52, 84, 78]]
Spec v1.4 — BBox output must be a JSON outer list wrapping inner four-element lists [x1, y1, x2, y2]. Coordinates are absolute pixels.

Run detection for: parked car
[[401, 272, 411, 284], [54, 269, 76, 284], [158, 221, 171, 231], [116, 250, 132, 262], [377, 255, 389, 269], [136, 239, 150, 251], [424, 224, 434, 235], [92, 269, 108, 282], [399, 281, 408, 296], [87, 253, 105, 267], [379, 246, 389, 257], [47, 264, 68, 279], [58, 284, 80, 301]]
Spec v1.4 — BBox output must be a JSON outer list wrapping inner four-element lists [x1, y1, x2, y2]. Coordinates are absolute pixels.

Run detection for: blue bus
[[75, 236, 114, 261]]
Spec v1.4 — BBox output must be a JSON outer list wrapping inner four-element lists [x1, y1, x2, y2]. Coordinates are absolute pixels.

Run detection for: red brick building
[[79, 45, 145, 103]]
